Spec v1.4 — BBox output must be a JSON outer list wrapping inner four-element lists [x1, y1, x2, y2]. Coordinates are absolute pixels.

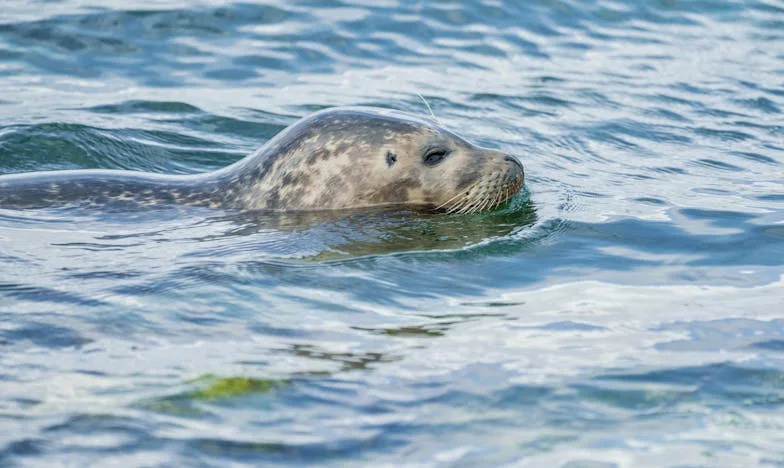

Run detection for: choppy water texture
[[1, 0, 783, 466]]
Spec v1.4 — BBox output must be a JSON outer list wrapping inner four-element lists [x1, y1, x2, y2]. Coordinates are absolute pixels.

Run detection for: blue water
[[1, 0, 783, 466]]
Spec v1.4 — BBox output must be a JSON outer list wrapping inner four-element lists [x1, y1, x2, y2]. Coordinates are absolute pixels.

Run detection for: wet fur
[[0, 107, 524, 213]]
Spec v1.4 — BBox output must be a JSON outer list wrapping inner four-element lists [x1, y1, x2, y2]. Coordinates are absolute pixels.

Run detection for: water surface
[[1, 0, 783, 466]]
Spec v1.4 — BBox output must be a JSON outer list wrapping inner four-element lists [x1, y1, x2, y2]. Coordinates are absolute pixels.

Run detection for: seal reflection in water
[[0, 107, 524, 213]]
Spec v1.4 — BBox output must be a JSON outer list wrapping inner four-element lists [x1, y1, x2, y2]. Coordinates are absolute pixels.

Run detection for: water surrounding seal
[[0, 107, 524, 213]]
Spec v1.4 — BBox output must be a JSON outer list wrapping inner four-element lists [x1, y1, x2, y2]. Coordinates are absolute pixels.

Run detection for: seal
[[0, 107, 524, 213]]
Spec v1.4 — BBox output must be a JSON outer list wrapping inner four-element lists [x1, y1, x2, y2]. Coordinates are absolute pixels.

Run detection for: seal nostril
[[504, 156, 524, 180], [504, 155, 523, 169]]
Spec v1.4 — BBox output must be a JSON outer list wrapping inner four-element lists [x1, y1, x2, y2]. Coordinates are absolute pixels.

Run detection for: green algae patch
[[137, 375, 289, 416], [186, 374, 287, 400]]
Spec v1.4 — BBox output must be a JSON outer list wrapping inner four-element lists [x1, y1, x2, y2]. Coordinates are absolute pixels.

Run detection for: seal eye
[[386, 151, 397, 167], [423, 148, 449, 166]]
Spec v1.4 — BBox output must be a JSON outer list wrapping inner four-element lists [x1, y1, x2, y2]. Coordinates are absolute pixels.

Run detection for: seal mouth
[[437, 166, 524, 214]]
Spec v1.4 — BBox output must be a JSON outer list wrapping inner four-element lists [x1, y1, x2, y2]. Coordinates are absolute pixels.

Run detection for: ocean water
[[1, 0, 783, 466]]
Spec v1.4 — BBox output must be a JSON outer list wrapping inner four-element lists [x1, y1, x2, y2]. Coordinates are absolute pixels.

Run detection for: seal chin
[[438, 155, 524, 214]]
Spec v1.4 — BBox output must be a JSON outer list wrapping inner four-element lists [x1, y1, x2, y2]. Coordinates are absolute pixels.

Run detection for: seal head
[[237, 107, 524, 213]]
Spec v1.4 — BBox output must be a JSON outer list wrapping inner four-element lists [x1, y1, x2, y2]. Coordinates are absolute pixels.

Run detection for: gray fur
[[0, 107, 524, 213]]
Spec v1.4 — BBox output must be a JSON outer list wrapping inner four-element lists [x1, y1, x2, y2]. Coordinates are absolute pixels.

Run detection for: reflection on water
[[288, 195, 537, 261]]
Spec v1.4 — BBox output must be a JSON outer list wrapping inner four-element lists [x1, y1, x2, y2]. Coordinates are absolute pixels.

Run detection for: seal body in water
[[0, 107, 524, 213]]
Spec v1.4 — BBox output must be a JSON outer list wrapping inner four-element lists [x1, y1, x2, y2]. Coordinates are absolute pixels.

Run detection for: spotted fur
[[0, 107, 524, 213]]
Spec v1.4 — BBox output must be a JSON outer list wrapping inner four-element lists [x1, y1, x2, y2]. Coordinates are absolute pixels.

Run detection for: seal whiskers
[[437, 181, 479, 212], [416, 93, 438, 123]]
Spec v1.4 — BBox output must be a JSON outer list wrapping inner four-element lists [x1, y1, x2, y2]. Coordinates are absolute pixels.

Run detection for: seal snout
[[503, 154, 525, 186], [504, 155, 524, 173], [498, 153, 524, 207]]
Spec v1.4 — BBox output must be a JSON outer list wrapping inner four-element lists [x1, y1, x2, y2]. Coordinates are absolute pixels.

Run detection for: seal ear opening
[[386, 151, 397, 167]]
